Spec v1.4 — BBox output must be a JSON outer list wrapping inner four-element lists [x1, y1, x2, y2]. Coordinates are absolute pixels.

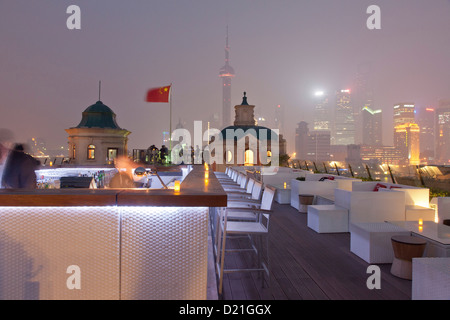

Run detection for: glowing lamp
[[174, 180, 180, 193], [205, 171, 209, 179], [419, 219, 423, 226], [284, 182, 287, 189]]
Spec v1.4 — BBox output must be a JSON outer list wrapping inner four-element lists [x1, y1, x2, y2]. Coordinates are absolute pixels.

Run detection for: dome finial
[[241, 92, 249, 105], [98, 80, 102, 102]]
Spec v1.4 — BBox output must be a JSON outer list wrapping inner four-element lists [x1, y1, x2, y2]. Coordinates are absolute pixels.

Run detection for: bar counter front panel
[[0, 166, 226, 300]]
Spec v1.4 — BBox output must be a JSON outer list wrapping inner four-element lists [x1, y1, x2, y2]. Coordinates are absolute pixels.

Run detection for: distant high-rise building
[[417, 106, 435, 160], [219, 27, 235, 128], [393, 102, 419, 165], [313, 91, 330, 131], [359, 145, 403, 165], [333, 89, 355, 145], [274, 104, 284, 133], [362, 106, 382, 146], [394, 123, 420, 165], [353, 62, 374, 144], [308, 130, 331, 162], [295, 121, 309, 160], [435, 99, 450, 164], [393, 103, 416, 125], [295, 121, 330, 161]]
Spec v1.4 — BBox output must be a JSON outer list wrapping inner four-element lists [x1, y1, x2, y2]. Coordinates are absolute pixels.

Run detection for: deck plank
[[215, 202, 412, 300]]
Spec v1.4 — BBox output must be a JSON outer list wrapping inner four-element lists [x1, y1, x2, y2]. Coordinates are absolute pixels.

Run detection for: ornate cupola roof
[[75, 100, 123, 129]]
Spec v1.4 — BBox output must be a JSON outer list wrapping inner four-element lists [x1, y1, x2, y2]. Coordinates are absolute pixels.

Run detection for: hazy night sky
[[1, 0, 449, 154]]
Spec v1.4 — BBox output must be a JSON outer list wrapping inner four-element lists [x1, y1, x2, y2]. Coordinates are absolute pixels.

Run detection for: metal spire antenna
[[98, 81, 101, 101]]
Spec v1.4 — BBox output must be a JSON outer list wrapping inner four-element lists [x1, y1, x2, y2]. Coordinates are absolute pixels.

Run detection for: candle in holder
[[174, 180, 180, 192]]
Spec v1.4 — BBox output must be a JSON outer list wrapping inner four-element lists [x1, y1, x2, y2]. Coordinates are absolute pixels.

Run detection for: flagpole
[[169, 83, 173, 164]]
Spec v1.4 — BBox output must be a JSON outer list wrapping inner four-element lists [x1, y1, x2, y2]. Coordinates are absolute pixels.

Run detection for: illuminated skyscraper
[[417, 106, 435, 161], [219, 27, 235, 128], [393, 103, 415, 125], [353, 62, 374, 144], [435, 99, 450, 164], [393, 102, 419, 165], [362, 106, 382, 146], [333, 89, 355, 145], [313, 91, 330, 131], [394, 123, 420, 165]]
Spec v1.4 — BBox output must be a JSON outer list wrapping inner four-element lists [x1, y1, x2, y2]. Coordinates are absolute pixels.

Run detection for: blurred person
[[108, 155, 138, 188], [160, 145, 168, 164], [0, 129, 39, 189]]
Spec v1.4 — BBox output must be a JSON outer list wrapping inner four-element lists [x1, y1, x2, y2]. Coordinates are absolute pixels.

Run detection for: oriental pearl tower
[[219, 27, 235, 128]]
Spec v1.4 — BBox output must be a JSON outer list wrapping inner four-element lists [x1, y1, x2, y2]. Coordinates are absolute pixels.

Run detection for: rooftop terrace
[[211, 201, 412, 300]]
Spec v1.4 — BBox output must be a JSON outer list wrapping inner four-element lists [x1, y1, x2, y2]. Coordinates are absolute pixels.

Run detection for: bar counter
[[0, 165, 226, 300]]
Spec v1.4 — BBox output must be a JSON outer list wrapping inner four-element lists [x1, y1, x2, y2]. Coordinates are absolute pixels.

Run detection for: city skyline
[[1, 1, 450, 156]]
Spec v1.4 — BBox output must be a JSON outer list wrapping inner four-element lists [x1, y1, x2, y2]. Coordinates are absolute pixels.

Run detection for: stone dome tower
[[65, 100, 131, 166]]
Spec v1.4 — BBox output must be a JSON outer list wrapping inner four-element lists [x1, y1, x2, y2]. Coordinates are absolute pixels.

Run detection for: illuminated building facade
[[313, 91, 331, 131], [353, 62, 374, 145], [360, 145, 403, 165], [435, 99, 450, 164], [394, 103, 415, 125], [417, 106, 435, 162], [394, 123, 420, 165], [362, 106, 382, 146], [333, 89, 355, 145], [393, 103, 420, 165]]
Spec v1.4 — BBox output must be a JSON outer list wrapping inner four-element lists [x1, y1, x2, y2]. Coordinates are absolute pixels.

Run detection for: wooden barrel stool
[[390, 235, 427, 280]]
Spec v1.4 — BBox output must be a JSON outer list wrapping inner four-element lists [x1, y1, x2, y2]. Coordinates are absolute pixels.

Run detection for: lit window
[[244, 150, 254, 166], [226, 150, 233, 163], [88, 144, 95, 160], [108, 148, 118, 161]]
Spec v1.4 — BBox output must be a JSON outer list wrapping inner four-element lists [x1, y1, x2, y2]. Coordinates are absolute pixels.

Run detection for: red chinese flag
[[146, 85, 171, 103]]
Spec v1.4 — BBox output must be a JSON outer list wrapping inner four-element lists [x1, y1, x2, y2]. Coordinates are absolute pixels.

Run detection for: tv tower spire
[[219, 26, 235, 128]]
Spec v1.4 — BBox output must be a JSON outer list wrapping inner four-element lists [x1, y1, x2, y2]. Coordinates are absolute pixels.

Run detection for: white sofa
[[334, 186, 410, 264], [430, 197, 450, 223], [349, 181, 435, 221], [290, 174, 359, 210]]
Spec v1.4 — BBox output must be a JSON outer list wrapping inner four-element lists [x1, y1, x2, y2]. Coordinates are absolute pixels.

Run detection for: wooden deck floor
[[210, 202, 412, 300]]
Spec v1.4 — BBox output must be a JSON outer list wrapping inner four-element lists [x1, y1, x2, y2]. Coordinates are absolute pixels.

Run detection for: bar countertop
[[0, 165, 227, 207]]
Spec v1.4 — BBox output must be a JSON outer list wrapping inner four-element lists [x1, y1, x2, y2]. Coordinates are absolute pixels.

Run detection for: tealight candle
[[174, 180, 180, 192]]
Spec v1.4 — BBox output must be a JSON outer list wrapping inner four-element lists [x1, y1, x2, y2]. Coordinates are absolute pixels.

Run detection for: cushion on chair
[[373, 183, 387, 192]]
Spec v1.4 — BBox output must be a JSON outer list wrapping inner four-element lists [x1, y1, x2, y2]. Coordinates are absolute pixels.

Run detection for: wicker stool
[[391, 235, 427, 280]]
